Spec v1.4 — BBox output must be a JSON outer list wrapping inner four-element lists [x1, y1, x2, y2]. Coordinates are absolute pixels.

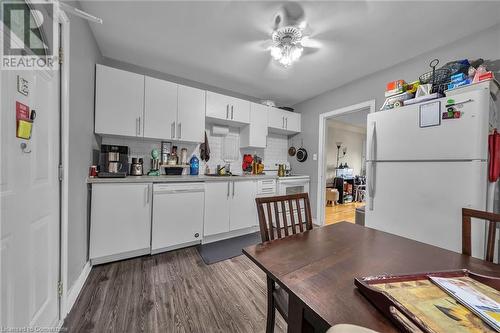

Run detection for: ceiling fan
[[265, 2, 322, 68]]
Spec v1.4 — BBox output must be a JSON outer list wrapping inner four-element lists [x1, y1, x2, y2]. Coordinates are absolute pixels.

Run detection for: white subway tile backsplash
[[100, 124, 289, 175]]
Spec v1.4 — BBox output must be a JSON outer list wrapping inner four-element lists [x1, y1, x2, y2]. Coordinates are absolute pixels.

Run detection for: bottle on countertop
[[190, 155, 199, 175]]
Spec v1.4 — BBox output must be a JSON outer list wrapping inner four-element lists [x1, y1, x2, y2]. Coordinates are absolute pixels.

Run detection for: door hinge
[[58, 47, 63, 65], [57, 281, 63, 297], [58, 164, 64, 181]]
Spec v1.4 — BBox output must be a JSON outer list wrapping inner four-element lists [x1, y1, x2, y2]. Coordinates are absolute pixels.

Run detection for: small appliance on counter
[[97, 145, 129, 178], [148, 148, 160, 176], [130, 157, 144, 176]]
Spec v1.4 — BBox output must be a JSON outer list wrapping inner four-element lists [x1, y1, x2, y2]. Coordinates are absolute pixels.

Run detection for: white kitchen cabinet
[[151, 183, 204, 253], [90, 183, 152, 264], [144, 76, 177, 140], [268, 107, 301, 134], [204, 181, 231, 236], [229, 180, 257, 231], [240, 103, 268, 148], [177, 85, 205, 142], [95, 64, 145, 137], [206, 91, 250, 126]]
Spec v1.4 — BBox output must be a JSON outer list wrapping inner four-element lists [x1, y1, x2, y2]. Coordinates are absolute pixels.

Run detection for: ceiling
[[80, 1, 500, 106]]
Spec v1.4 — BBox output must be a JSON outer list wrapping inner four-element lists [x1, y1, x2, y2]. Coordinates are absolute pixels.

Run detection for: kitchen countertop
[[87, 174, 310, 184]]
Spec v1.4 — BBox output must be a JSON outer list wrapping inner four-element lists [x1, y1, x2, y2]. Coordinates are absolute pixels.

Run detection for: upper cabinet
[[268, 107, 301, 134], [95, 64, 145, 137], [95, 65, 205, 143], [240, 103, 268, 148], [177, 85, 205, 143], [206, 91, 250, 126], [144, 76, 178, 140]]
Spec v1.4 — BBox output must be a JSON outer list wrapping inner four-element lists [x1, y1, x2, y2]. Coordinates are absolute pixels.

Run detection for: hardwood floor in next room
[[325, 202, 365, 225], [62, 248, 286, 333]]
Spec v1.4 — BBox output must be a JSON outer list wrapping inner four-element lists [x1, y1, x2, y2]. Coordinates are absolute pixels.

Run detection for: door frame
[[316, 100, 376, 226], [56, 8, 72, 323]]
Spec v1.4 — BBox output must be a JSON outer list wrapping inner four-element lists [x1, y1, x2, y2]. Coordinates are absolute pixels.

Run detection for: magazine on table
[[429, 276, 500, 332]]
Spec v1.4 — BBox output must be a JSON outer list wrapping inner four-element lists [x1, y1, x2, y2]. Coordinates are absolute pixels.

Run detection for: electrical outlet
[[313, 153, 317, 161]]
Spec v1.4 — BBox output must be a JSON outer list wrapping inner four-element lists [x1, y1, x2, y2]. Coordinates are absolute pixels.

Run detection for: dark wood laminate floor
[[62, 247, 286, 333]]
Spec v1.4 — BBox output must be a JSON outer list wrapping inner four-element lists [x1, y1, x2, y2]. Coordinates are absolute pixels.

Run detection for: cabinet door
[[229, 97, 250, 124], [90, 183, 151, 260], [95, 64, 145, 137], [178, 85, 205, 143], [143, 76, 178, 140], [206, 91, 230, 120], [152, 188, 204, 251], [229, 180, 257, 231], [285, 111, 301, 133], [204, 182, 231, 236], [268, 107, 285, 130], [241, 103, 268, 148]]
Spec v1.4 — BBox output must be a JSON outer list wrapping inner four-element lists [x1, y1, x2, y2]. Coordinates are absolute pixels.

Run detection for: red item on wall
[[488, 129, 500, 182], [16, 101, 30, 120]]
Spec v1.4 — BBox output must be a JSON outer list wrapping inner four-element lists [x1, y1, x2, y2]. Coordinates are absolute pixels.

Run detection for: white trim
[[202, 226, 260, 244], [57, 8, 72, 322], [63, 261, 91, 317], [316, 100, 376, 226]]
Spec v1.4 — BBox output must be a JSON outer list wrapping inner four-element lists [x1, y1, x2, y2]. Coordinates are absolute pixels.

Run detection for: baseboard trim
[[64, 261, 91, 317]]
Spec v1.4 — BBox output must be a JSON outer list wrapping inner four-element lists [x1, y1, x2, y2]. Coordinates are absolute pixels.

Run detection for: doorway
[[316, 100, 375, 226]]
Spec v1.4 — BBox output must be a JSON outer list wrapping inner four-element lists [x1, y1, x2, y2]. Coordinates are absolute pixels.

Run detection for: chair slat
[[281, 200, 292, 234], [462, 208, 500, 263], [288, 199, 297, 234], [486, 220, 496, 262], [266, 202, 274, 241], [296, 198, 304, 232], [274, 201, 284, 237]]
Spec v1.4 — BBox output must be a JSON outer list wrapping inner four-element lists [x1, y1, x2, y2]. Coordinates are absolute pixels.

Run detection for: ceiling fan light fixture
[[270, 26, 304, 67]]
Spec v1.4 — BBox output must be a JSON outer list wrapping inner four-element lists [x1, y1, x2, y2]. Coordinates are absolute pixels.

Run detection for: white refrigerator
[[365, 86, 496, 259]]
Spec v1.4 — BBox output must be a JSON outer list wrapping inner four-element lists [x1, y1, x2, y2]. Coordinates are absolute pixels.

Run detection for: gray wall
[[290, 23, 500, 220], [100, 57, 260, 103], [66, 1, 102, 290]]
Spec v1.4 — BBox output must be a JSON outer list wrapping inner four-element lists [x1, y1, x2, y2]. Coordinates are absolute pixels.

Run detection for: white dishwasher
[[152, 182, 204, 254]]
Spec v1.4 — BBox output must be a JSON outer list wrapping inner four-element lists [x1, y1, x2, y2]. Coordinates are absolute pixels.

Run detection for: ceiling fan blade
[[300, 36, 322, 49]]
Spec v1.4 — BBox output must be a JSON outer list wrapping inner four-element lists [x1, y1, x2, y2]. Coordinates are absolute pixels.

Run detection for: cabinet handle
[[171, 122, 176, 138], [232, 181, 235, 197], [138, 117, 141, 136], [231, 105, 234, 120], [145, 185, 150, 204], [226, 104, 229, 119], [285, 117, 288, 129], [227, 182, 230, 198], [178, 122, 182, 139], [282, 116, 285, 129], [136, 118, 139, 135]]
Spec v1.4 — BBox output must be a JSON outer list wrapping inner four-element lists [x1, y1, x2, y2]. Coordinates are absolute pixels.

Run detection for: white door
[[143, 76, 177, 140], [1, 69, 60, 327], [95, 64, 145, 137], [285, 112, 301, 132], [90, 183, 151, 262], [229, 97, 250, 124], [365, 161, 487, 258], [366, 89, 489, 162], [151, 183, 204, 252], [229, 181, 257, 231], [268, 108, 285, 130], [177, 85, 205, 143], [204, 182, 230, 236], [206, 91, 230, 120]]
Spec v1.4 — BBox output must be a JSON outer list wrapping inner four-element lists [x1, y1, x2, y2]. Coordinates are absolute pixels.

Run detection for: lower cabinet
[[151, 183, 204, 253], [204, 180, 257, 237], [90, 183, 152, 264]]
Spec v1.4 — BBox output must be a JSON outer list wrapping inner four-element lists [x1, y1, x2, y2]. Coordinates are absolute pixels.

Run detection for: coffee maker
[[97, 145, 129, 178]]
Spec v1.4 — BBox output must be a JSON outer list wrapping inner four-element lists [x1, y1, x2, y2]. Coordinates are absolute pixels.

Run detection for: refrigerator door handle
[[367, 161, 376, 211], [368, 121, 377, 161]]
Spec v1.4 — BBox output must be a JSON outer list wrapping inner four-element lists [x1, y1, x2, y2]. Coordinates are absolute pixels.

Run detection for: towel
[[200, 131, 210, 161]]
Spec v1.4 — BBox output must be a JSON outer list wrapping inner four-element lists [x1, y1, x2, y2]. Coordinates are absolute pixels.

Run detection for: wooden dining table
[[242, 222, 500, 333]]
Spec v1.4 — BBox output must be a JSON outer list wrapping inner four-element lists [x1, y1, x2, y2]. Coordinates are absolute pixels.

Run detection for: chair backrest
[[255, 193, 313, 242], [462, 208, 500, 262]]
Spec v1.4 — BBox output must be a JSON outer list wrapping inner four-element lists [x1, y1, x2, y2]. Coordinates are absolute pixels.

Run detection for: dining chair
[[462, 208, 500, 262], [255, 193, 313, 333]]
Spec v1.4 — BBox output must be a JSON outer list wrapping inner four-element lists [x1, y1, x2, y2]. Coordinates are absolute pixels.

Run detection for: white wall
[[289, 23, 500, 219], [66, 1, 102, 290], [326, 121, 366, 179]]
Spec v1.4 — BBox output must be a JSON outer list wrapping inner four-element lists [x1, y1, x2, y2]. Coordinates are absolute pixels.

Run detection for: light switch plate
[[17, 75, 29, 96]]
